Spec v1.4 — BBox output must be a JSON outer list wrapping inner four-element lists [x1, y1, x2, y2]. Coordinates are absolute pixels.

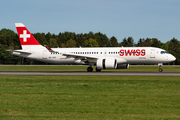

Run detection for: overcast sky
[[1, 0, 180, 43]]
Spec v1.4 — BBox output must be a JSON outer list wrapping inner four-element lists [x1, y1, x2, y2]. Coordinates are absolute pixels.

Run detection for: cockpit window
[[161, 51, 170, 54]]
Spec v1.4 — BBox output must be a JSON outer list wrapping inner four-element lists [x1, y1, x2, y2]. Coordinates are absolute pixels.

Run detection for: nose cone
[[170, 55, 176, 62]]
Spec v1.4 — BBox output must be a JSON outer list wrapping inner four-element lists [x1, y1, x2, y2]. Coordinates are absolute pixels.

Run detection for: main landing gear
[[96, 67, 101, 72], [87, 66, 101, 72], [87, 66, 93, 72]]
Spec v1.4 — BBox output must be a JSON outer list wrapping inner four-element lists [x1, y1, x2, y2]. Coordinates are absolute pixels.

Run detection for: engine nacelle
[[96, 58, 117, 69], [117, 64, 129, 69]]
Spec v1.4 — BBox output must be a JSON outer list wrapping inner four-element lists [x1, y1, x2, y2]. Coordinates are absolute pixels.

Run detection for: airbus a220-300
[[11, 23, 176, 72]]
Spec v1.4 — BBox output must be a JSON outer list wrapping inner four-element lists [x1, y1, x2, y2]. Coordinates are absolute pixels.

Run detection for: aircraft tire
[[159, 68, 163, 72], [87, 67, 93, 72], [96, 67, 101, 72]]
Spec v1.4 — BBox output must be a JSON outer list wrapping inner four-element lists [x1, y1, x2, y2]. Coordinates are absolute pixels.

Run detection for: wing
[[62, 53, 98, 63]]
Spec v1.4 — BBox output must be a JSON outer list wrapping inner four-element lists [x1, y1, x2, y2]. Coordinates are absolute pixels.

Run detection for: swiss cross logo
[[20, 30, 30, 42]]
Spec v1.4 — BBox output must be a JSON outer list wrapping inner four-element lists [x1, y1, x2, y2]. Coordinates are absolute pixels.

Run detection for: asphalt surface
[[0, 71, 180, 76]]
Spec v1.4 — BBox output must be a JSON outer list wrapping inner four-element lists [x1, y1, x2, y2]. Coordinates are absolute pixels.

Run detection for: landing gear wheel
[[159, 65, 163, 72], [159, 68, 163, 72], [96, 67, 101, 72], [87, 67, 93, 72]]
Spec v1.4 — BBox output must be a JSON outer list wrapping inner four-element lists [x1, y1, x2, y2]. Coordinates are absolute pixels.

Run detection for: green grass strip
[[0, 65, 180, 72], [0, 76, 180, 119]]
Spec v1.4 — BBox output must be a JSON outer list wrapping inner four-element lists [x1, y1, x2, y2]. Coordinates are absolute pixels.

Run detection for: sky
[[1, 0, 180, 43]]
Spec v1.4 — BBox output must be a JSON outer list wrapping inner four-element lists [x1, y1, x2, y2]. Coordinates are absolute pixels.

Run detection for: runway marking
[[0, 71, 180, 76]]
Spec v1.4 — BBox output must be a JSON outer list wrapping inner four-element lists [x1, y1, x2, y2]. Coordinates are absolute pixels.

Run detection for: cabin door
[[150, 49, 155, 58]]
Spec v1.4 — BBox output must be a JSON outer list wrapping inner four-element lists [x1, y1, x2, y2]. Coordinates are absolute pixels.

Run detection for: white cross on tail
[[20, 30, 30, 42]]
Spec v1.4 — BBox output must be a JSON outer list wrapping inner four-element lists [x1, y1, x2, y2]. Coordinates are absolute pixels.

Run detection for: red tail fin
[[15, 23, 40, 45]]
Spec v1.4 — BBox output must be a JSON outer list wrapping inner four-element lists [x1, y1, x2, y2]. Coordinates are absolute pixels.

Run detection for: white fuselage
[[13, 47, 176, 65]]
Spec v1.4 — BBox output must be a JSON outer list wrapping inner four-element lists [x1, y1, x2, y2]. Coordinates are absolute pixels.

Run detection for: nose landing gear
[[158, 63, 163, 72], [159, 66, 163, 72]]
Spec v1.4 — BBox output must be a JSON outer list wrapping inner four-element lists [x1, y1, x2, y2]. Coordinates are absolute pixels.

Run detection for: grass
[[0, 76, 180, 119], [0, 65, 180, 72]]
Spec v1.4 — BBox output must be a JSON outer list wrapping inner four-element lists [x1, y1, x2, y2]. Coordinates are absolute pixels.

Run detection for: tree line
[[0, 28, 180, 65]]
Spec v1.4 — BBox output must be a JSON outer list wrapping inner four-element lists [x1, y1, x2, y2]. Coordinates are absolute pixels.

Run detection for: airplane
[[11, 23, 176, 72]]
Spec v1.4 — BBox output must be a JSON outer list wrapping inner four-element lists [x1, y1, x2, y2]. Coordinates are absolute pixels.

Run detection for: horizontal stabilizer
[[7, 50, 32, 54]]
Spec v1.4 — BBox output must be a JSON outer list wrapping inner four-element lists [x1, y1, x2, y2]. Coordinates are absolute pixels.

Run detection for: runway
[[0, 71, 180, 76]]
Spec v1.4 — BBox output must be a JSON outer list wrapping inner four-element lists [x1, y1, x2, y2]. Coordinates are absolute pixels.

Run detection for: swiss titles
[[119, 49, 146, 56]]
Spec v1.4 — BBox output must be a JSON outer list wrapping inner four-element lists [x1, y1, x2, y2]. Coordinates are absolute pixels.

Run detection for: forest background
[[0, 28, 180, 65]]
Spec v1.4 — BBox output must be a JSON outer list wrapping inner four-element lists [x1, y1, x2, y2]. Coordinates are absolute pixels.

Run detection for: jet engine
[[96, 58, 117, 69]]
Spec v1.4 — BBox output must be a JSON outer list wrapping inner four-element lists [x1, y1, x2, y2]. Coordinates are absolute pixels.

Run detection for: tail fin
[[15, 23, 44, 50]]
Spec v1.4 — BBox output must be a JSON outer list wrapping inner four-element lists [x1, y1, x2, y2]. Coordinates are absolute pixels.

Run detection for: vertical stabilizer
[[15, 23, 44, 50]]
